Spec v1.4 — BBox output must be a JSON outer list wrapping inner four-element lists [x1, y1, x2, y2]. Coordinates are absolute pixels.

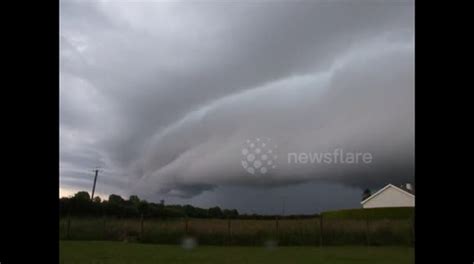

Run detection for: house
[[361, 183, 415, 208]]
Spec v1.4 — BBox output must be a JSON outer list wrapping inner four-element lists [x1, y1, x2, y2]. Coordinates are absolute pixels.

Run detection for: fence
[[60, 214, 414, 246]]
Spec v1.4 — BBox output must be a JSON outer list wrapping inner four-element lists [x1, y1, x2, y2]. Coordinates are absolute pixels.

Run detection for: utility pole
[[91, 168, 100, 200]]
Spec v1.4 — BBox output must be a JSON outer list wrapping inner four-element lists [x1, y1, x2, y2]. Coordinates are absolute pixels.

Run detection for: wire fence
[[60, 214, 414, 246]]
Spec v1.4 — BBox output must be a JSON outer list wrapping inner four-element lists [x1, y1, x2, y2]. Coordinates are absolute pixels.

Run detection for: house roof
[[360, 183, 415, 205], [398, 184, 415, 195]]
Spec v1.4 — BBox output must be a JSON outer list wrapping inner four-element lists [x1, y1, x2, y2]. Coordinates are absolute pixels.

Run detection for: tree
[[137, 200, 149, 215], [208, 206, 224, 218], [59, 197, 71, 217], [70, 191, 93, 216], [223, 209, 239, 218], [362, 188, 372, 201], [60, 191, 242, 219], [108, 194, 124, 204], [73, 191, 91, 201], [129, 195, 140, 205]]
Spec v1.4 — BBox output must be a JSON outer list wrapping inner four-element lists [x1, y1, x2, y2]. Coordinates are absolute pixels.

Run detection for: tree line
[[59, 191, 318, 219]]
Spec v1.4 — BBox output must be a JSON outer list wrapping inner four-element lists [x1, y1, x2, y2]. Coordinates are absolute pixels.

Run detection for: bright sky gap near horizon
[[60, 0, 414, 214]]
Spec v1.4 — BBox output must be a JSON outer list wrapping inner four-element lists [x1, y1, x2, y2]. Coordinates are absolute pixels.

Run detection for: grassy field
[[60, 241, 414, 264]]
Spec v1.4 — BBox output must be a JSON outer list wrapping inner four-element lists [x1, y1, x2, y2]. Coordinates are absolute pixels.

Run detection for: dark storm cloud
[[60, 0, 414, 211], [151, 182, 362, 215]]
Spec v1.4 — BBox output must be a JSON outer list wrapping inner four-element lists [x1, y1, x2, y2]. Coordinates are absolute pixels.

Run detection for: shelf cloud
[[60, 0, 414, 212]]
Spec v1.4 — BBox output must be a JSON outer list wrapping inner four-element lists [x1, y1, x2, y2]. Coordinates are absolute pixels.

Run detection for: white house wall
[[363, 186, 414, 208]]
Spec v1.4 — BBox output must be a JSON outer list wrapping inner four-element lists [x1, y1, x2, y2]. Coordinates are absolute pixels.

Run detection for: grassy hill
[[321, 207, 414, 220]]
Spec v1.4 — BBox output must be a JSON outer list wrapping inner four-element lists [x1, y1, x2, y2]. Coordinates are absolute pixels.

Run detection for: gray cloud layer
[[60, 0, 414, 212]]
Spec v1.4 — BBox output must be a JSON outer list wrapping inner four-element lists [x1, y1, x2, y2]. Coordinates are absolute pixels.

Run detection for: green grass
[[60, 241, 414, 264]]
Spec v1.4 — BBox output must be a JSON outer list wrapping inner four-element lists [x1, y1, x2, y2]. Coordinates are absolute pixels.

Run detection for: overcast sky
[[60, 0, 414, 214]]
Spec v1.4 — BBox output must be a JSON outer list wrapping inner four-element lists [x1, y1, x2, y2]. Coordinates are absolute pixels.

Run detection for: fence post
[[184, 216, 189, 234], [140, 213, 144, 240], [227, 217, 232, 245], [319, 214, 323, 247], [103, 215, 107, 239], [366, 212, 370, 247], [275, 216, 279, 237], [66, 214, 71, 239]]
